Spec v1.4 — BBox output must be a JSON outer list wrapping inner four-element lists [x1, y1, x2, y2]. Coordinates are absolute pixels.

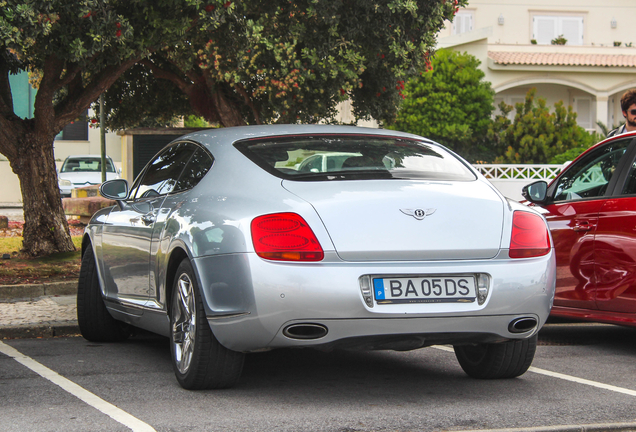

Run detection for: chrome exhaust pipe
[[508, 317, 538, 334], [283, 323, 328, 340]]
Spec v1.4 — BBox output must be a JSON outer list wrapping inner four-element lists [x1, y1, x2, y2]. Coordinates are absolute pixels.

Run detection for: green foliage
[[551, 34, 567, 45], [549, 129, 603, 164], [549, 147, 588, 165], [1, 0, 210, 80], [1, 0, 227, 138], [386, 49, 494, 161], [99, 0, 467, 128], [0, 0, 229, 256], [489, 88, 596, 164], [184, 115, 211, 128]]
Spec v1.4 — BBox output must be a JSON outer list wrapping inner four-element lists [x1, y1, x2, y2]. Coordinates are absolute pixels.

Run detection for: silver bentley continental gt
[[77, 125, 556, 390]]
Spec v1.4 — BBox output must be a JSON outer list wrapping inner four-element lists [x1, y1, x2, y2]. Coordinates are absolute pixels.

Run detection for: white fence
[[472, 164, 564, 201]]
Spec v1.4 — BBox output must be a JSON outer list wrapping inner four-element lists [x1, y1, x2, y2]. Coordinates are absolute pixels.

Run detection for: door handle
[[573, 220, 594, 232], [140, 212, 156, 225]]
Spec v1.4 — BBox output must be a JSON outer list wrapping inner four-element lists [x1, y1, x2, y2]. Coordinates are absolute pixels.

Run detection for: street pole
[[100, 94, 106, 183]]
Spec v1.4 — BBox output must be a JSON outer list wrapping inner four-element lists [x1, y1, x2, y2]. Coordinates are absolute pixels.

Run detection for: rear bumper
[[193, 251, 556, 352]]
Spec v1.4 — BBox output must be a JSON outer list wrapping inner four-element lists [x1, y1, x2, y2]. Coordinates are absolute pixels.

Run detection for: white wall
[[53, 123, 121, 162], [0, 161, 24, 203], [440, 0, 636, 47]]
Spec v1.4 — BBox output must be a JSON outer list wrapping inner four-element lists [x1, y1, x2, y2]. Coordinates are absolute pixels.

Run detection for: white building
[[437, 0, 636, 132]]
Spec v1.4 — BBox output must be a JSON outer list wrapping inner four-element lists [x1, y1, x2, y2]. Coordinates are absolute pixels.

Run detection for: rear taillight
[[509, 211, 551, 259], [251, 213, 324, 261]]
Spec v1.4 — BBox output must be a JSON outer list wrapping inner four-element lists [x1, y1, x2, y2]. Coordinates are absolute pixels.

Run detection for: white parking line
[[0, 341, 156, 432], [528, 366, 636, 397], [433, 345, 636, 397]]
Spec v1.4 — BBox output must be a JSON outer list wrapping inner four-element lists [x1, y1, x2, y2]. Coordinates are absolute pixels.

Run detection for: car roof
[[64, 154, 115, 158]]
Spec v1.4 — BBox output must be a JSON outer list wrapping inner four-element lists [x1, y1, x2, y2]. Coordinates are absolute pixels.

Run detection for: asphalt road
[[2, 323, 636, 432]]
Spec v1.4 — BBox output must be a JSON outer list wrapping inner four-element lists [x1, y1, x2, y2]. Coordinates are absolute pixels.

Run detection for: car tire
[[77, 245, 130, 342], [453, 335, 537, 379], [170, 259, 245, 390]]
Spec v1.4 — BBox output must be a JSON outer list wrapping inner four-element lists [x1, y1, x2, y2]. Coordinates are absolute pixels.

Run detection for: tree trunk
[[12, 133, 75, 257], [211, 87, 246, 127]]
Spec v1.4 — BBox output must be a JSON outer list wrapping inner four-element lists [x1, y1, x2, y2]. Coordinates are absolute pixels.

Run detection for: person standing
[[608, 89, 636, 137]]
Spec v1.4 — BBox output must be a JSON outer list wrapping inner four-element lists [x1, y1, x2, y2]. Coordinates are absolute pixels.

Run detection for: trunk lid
[[282, 179, 505, 261]]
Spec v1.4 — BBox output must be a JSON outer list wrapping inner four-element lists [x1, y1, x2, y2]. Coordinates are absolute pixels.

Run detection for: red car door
[[540, 138, 634, 311], [594, 189, 636, 313], [544, 200, 601, 309]]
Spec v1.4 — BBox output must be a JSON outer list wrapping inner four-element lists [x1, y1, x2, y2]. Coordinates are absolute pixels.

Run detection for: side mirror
[[522, 180, 548, 204], [100, 179, 129, 201]]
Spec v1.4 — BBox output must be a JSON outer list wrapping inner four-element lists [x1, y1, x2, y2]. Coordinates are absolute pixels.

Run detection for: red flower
[[376, 92, 381, 97], [116, 22, 121, 28], [381, 54, 385, 59], [91, 119, 98, 124], [82, 12, 91, 18], [340, 88, 345, 95], [116, 30, 121, 37], [205, 5, 215, 12], [224, 1, 231, 8]]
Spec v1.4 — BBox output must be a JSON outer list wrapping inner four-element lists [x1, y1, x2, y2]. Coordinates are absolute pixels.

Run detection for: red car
[[523, 131, 636, 326]]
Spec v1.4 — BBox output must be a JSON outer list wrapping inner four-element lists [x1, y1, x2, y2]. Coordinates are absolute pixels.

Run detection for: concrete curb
[[0, 281, 79, 339], [0, 280, 77, 301], [0, 322, 79, 339]]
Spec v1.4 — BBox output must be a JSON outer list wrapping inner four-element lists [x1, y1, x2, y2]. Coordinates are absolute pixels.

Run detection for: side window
[[132, 142, 196, 200], [621, 158, 636, 195], [299, 155, 322, 173], [174, 148, 214, 192], [553, 140, 630, 202]]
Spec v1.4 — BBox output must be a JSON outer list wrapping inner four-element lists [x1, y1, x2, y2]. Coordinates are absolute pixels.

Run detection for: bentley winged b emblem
[[400, 208, 436, 220]]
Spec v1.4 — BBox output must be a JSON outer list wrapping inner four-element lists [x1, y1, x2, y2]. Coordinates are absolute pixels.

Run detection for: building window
[[452, 11, 473, 35], [55, 110, 88, 141], [573, 97, 593, 130], [532, 15, 584, 45]]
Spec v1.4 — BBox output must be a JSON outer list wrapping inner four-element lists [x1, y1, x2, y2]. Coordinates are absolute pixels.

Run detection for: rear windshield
[[61, 157, 116, 173], [234, 135, 476, 182]]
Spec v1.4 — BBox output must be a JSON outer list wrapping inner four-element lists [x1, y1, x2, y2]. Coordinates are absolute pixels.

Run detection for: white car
[[58, 155, 120, 197], [79, 125, 556, 390]]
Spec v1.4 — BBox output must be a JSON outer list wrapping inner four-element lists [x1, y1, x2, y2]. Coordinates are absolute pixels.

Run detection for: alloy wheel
[[172, 273, 197, 374]]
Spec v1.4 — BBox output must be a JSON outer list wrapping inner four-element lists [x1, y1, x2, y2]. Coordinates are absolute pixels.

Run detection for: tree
[[489, 88, 597, 164], [385, 48, 494, 161], [98, 0, 465, 129], [0, 0, 225, 256], [1, 0, 463, 257]]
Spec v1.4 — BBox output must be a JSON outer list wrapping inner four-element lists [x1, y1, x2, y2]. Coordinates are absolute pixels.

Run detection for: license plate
[[373, 276, 476, 304]]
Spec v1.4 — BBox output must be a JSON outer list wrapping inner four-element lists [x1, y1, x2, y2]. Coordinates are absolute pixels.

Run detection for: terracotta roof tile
[[488, 51, 636, 67]]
